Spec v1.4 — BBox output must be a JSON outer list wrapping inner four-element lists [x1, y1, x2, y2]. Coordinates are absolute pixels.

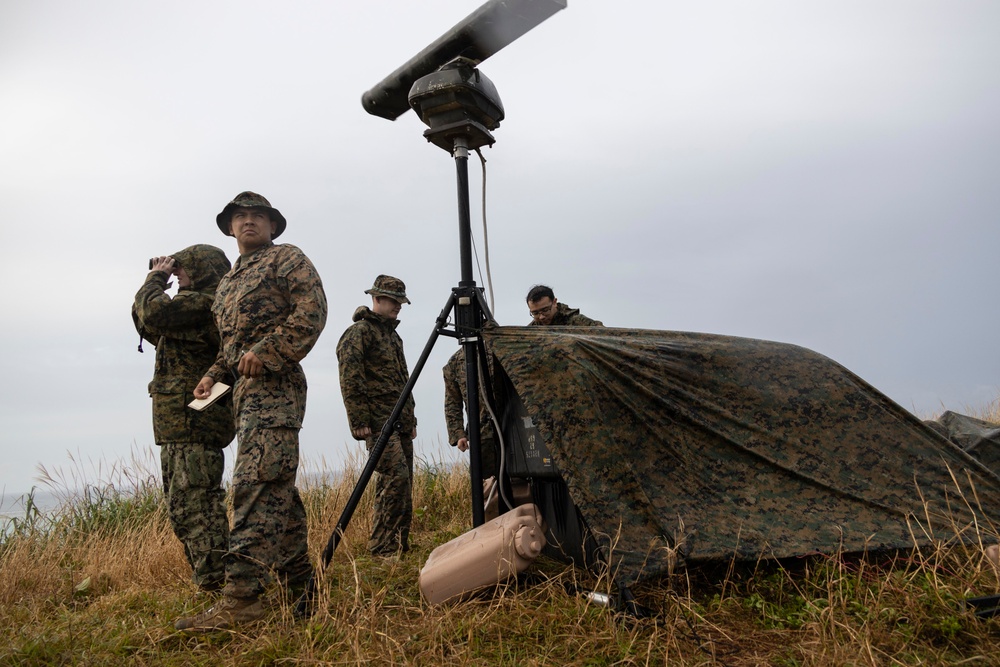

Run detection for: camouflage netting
[[483, 326, 1000, 585]]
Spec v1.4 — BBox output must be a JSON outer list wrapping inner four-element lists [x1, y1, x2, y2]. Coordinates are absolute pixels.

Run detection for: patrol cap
[[216, 191, 287, 239], [365, 274, 410, 304]]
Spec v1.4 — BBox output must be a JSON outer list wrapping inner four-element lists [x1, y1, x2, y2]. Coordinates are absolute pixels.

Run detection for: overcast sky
[[2, 1, 998, 501]]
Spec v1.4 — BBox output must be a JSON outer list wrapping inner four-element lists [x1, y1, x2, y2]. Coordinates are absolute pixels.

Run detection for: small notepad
[[187, 382, 231, 411]]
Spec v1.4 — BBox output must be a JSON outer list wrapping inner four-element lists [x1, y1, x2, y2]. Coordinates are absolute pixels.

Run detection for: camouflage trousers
[[365, 432, 413, 556], [160, 442, 229, 591], [225, 426, 312, 600]]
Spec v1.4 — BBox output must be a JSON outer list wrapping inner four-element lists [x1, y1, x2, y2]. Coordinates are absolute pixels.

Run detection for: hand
[[352, 426, 372, 440], [149, 256, 175, 274], [238, 350, 264, 378], [456, 437, 469, 452], [193, 376, 215, 400]]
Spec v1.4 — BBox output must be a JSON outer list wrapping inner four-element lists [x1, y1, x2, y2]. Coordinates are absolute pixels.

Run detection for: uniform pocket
[[234, 427, 298, 485]]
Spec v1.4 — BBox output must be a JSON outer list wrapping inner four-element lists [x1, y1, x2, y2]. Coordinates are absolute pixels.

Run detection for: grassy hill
[[3, 434, 1000, 666]]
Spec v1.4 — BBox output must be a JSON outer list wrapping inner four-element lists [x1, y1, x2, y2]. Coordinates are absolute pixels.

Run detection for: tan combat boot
[[174, 595, 265, 631]]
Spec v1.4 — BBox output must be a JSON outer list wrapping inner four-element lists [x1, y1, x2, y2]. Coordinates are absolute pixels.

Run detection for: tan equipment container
[[483, 477, 533, 521], [419, 503, 548, 605]]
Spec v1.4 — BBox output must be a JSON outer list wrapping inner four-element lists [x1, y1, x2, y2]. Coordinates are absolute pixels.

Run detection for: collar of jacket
[[233, 243, 275, 272], [352, 305, 401, 329]]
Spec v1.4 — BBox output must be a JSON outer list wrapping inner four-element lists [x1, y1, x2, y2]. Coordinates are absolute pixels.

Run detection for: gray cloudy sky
[[2, 1, 999, 499]]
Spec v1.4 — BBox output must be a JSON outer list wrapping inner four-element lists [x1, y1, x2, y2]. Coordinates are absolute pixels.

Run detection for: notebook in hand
[[187, 382, 231, 411]]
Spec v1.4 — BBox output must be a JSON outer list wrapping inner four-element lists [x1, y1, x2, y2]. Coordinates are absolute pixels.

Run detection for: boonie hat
[[216, 191, 287, 239], [365, 274, 410, 304]]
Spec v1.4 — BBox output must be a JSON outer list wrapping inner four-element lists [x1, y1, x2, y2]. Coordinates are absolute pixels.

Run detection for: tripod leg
[[294, 293, 456, 617]]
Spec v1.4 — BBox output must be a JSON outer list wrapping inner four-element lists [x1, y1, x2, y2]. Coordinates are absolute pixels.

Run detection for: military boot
[[174, 595, 265, 631]]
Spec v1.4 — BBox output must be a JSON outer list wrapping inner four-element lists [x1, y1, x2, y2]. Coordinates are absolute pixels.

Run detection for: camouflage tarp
[[924, 411, 1000, 476], [483, 326, 1000, 585]]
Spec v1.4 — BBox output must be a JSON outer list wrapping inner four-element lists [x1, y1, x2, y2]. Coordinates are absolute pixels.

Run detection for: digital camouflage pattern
[[443, 347, 498, 479], [228, 426, 312, 597], [215, 190, 287, 239], [337, 304, 416, 555], [206, 241, 327, 599], [133, 244, 235, 446], [336, 306, 416, 434], [364, 432, 414, 555], [484, 326, 1000, 586], [527, 302, 603, 327], [159, 444, 228, 589], [364, 274, 411, 304], [207, 243, 327, 428], [443, 347, 496, 444], [132, 243, 234, 589]]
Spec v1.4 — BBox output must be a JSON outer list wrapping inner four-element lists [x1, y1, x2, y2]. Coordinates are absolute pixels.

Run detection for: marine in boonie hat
[[364, 274, 410, 304], [216, 191, 287, 239]]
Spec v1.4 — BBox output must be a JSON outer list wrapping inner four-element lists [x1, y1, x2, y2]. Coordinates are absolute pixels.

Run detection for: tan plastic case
[[483, 477, 533, 521], [419, 503, 548, 605]]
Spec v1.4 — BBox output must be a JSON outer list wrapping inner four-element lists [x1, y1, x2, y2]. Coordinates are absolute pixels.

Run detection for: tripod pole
[[455, 137, 474, 284], [296, 130, 494, 617], [452, 136, 486, 528]]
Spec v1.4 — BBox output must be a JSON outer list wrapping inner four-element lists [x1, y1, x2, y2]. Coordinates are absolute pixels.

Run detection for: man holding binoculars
[[133, 244, 235, 594]]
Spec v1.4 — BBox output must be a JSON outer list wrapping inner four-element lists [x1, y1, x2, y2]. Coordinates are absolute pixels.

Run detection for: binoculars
[[148, 258, 177, 270]]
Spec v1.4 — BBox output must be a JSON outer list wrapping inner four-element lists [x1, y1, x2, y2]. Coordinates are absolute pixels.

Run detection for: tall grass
[[968, 398, 1000, 426], [2, 436, 1000, 665]]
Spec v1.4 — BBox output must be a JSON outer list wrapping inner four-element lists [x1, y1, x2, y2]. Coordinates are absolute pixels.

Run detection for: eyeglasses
[[529, 302, 555, 318]]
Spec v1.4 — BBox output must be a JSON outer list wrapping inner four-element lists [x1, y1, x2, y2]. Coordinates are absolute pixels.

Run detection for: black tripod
[[296, 59, 506, 617]]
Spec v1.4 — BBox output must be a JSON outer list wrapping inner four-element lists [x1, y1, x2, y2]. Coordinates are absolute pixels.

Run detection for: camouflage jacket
[[132, 244, 235, 446], [207, 243, 327, 429], [443, 347, 495, 446], [527, 302, 603, 326], [337, 306, 416, 434]]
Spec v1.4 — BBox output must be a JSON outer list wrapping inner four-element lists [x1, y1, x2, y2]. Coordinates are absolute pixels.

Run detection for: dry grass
[[971, 399, 1000, 426], [3, 443, 1000, 666], [926, 397, 1000, 425]]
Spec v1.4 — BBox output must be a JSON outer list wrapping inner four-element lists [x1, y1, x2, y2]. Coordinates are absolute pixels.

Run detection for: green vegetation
[[3, 427, 1000, 666]]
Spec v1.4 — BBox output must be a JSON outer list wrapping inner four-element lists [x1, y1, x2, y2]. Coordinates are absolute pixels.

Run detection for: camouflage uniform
[[205, 241, 327, 600], [132, 244, 235, 591], [443, 347, 498, 480], [337, 292, 416, 556], [528, 302, 603, 327]]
